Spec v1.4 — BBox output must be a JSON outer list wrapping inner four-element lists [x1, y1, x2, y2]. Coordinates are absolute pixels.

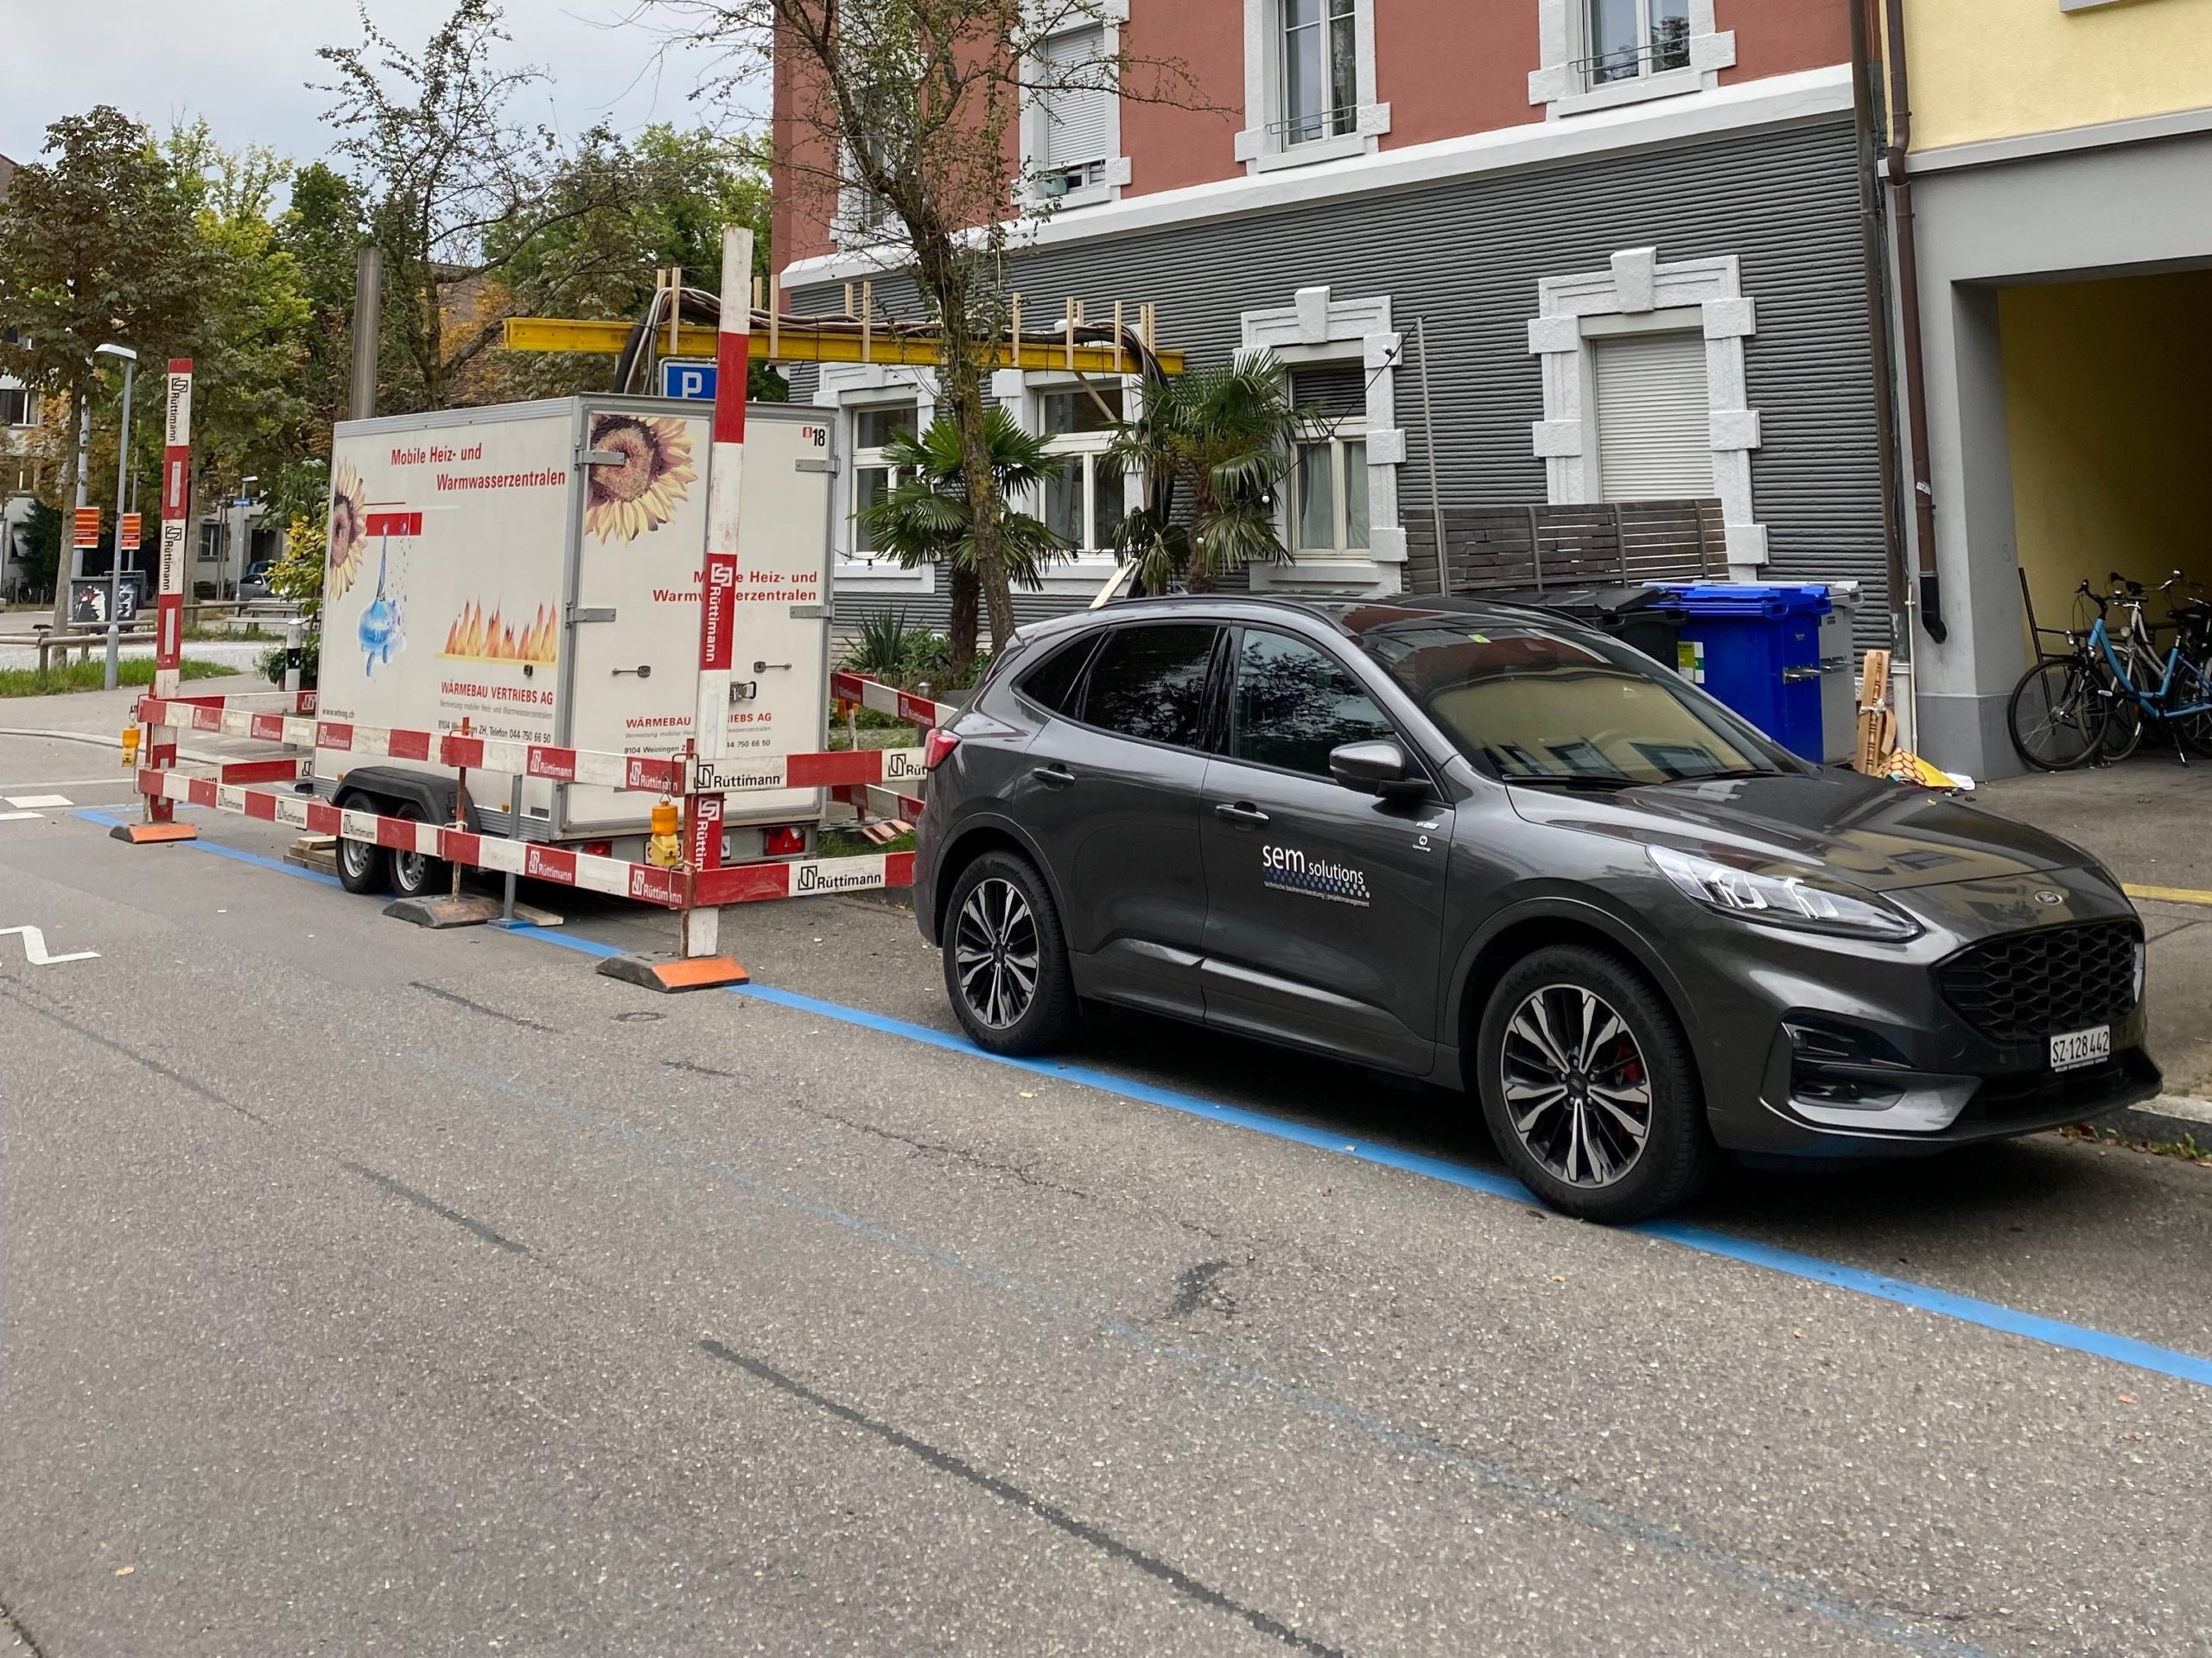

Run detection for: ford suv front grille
[[1934, 920, 2140, 1044]]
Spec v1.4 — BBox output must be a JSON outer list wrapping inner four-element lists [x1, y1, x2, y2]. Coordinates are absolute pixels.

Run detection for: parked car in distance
[[914, 594, 2160, 1222], [238, 560, 276, 602]]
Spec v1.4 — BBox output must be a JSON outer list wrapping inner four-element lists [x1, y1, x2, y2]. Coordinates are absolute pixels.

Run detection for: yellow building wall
[[1902, 0, 2212, 149], [1999, 271, 2212, 651]]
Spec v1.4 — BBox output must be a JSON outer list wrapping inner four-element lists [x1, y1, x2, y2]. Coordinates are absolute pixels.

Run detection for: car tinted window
[[1078, 625, 1219, 748], [1016, 634, 1097, 715], [1359, 619, 1796, 783], [1229, 630, 1396, 776]]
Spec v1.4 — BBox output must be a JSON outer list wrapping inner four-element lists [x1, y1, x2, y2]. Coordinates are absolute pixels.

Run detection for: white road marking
[[3, 794, 73, 809], [0, 810, 41, 823], [0, 778, 144, 790], [0, 925, 99, 965]]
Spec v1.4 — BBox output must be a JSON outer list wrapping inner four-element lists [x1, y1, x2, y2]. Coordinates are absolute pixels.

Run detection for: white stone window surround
[[816, 361, 939, 595], [1235, 0, 1391, 174], [1529, 0, 1736, 118], [1525, 245, 1765, 574], [1241, 286, 1406, 595], [1018, 0, 1135, 212], [989, 365, 1143, 597]]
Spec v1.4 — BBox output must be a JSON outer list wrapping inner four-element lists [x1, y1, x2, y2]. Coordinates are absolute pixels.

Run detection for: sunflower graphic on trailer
[[585, 413, 696, 541]]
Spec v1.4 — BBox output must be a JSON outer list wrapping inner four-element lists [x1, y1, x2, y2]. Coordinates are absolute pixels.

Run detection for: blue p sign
[[661, 360, 718, 401]]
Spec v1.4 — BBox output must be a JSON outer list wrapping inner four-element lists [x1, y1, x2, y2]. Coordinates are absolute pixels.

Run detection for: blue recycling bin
[[1654, 584, 1834, 761]]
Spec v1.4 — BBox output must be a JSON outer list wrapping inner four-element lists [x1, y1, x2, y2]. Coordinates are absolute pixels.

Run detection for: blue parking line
[[74, 807, 2212, 1391]]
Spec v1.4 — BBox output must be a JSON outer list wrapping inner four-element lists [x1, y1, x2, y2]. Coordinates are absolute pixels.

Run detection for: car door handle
[[1031, 765, 1077, 789], [1214, 801, 1269, 826]]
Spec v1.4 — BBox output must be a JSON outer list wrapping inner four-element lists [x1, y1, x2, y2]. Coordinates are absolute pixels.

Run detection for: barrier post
[[114, 358, 199, 845], [598, 224, 754, 993]]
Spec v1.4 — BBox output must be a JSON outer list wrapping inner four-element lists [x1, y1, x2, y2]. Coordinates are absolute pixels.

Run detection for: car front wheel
[[1476, 945, 1714, 1223], [941, 850, 1077, 1056]]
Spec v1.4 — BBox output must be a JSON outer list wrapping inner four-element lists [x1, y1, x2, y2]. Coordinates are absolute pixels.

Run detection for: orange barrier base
[[109, 822, 200, 845], [595, 952, 753, 993]]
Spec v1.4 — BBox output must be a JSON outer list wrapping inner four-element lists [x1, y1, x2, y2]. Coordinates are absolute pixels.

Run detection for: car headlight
[[1648, 845, 1920, 941]]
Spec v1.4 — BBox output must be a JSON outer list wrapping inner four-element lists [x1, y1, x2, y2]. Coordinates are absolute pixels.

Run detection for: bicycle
[[2009, 571, 2212, 770]]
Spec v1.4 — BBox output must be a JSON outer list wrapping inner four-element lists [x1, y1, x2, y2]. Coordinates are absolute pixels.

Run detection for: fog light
[[1785, 1020, 1911, 1111]]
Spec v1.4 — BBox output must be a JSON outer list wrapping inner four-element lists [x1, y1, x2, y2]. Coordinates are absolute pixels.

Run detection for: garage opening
[[1999, 268, 2212, 648]]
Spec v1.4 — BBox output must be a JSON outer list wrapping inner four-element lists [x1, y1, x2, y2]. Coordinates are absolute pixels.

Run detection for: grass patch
[[2060, 1122, 2212, 1166], [0, 657, 238, 697], [818, 825, 917, 857]]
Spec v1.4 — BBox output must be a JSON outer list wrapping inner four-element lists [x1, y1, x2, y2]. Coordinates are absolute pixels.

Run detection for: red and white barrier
[[830, 670, 953, 728]]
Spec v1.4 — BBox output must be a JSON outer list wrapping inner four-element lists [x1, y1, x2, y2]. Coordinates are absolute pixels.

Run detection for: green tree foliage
[[856, 407, 1066, 678], [0, 106, 204, 513], [486, 124, 783, 401], [1109, 355, 1309, 594]]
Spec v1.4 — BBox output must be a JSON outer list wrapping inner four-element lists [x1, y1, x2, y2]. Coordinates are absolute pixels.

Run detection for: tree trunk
[[910, 238, 1017, 651], [947, 562, 980, 683], [49, 378, 86, 630]]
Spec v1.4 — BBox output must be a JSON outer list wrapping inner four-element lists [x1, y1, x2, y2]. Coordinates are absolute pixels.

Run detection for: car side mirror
[[1329, 739, 1425, 797]]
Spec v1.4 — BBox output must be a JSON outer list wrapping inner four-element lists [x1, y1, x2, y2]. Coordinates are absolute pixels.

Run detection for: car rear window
[[1015, 634, 1097, 716], [1078, 624, 1219, 749]]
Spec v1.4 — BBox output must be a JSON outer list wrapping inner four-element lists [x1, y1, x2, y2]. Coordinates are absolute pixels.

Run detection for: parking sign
[[660, 359, 718, 402]]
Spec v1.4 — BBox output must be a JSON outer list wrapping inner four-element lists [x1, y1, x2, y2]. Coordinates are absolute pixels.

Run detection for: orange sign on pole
[[73, 506, 102, 547], [119, 512, 142, 552]]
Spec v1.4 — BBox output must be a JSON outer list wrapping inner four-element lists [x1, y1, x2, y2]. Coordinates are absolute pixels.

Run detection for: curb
[[2112, 1094, 2212, 1151]]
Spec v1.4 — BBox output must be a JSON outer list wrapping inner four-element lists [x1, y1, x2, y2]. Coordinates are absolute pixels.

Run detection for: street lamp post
[[94, 343, 138, 692]]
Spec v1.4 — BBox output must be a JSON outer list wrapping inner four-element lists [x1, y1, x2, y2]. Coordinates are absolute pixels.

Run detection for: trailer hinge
[[577, 448, 624, 467], [568, 605, 617, 624], [794, 457, 837, 474]]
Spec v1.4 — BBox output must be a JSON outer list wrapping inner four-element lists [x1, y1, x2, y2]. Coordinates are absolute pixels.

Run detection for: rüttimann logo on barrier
[[794, 862, 883, 895], [1261, 844, 1372, 907]]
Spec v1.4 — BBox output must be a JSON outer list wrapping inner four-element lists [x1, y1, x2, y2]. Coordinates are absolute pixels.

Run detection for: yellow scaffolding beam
[[500, 315, 1183, 375]]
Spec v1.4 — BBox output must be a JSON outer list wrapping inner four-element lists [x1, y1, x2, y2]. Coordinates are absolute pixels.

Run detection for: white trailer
[[316, 395, 836, 861]]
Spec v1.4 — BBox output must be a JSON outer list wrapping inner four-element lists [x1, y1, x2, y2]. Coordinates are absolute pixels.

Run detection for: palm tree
[[1108, 353, 1313, 594], [857, 405, 1067, 682]]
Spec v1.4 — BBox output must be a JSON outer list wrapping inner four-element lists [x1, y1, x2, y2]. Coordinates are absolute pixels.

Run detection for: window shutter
[[1592, 331, 1713, 500], [1039, 25, 1111, 169], [1288, 361, 1366, 420]]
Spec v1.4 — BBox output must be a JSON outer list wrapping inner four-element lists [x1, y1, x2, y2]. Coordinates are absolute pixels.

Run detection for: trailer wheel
[[390, 805, 446, 900], [335, 829, 391, 896]]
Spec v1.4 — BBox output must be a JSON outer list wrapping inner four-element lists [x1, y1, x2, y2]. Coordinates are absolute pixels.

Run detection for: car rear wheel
[[1477, 945, 1714, 1223], [942, 851, 1077, 1056]]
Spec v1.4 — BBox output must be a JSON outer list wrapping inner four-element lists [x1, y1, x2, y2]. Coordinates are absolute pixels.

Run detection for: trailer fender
[[333, 765, 484, 834]]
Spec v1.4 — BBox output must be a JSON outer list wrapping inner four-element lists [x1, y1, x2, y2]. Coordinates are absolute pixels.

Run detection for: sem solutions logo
[[1262, 844, 1371, 907]]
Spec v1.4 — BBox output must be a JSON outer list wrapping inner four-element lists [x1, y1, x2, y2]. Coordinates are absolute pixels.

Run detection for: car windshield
[[1357, 615, 1800, 785]]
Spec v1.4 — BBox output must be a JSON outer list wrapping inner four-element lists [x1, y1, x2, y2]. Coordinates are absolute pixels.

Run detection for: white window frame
[[1241, 285, 1406, 594], [0, 382, 37, 429], [1018, 1, 1133, 212], [1287, 416, 1370, 558], [816, 363, 938, 595], [995, 367, 1141, 596], [1235, 0, 1390, 174], [1528, 0, 1735, 118], [1525, 245, 1766, 575]]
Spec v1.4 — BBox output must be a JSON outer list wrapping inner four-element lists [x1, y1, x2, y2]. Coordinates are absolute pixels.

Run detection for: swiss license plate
[[2049, 1026, 2110, 1072]]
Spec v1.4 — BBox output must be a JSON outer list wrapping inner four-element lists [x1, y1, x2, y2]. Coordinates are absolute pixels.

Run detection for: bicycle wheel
[[2007, 657, 2111, 771], [2172, 653, 2212, 760], [2102, 691, 2145, 761]]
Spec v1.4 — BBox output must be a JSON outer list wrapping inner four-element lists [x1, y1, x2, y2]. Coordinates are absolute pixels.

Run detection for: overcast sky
[[1, 1, 755, 179]]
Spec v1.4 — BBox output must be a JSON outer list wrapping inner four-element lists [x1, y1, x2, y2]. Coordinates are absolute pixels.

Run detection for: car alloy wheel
[[953, 877, 1040, 1030], [1500, 984, 1652, 1189]]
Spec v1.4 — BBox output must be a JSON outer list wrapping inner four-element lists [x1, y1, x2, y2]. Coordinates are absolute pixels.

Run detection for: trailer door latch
[[729, 680, 760, 703]]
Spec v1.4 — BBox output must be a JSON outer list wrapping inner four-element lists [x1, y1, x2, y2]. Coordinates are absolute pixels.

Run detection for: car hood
[[1504, 769, 2098, 892]]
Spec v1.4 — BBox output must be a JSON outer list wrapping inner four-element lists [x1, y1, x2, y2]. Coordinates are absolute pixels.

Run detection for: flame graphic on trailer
[[356, 509, 421, 675]]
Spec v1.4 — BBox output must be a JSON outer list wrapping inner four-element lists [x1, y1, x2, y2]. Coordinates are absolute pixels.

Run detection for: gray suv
[[913, 595, 2159, 1221]]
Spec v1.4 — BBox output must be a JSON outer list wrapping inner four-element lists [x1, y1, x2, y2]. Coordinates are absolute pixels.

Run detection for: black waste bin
[[1484, 584, 1688, 670]]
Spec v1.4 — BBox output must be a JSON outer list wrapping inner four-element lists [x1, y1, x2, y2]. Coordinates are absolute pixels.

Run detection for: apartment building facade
[[1883, 0, 2212, 774], [772, 2, 1891, 651]]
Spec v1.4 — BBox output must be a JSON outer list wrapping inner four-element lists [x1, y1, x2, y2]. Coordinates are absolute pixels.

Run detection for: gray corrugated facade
[[790, 114, 1891, 645]]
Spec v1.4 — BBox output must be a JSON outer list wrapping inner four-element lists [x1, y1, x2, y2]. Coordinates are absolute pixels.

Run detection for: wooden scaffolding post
[[1009, 294, 1022, 369], [1065, 297, 1081, 372], [767, 270, 779, 360], [861, 279, 874, 363], [667, 266, 683, 358]]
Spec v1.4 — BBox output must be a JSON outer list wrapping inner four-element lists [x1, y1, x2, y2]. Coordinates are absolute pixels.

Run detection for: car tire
[[390, 804, 445, 900], [941, 850, 1077, 1056], [334, 800, 391, 897], [1476, 944, 1714, 1223]]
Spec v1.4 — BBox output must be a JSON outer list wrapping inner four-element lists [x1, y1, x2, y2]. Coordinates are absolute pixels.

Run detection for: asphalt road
[[4, 736, 2210, 1656]]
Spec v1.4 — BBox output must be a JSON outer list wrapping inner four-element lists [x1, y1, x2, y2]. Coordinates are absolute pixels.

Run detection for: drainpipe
[[1849, 0, 1908, 656], [1880, 0, 1947, 643]]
